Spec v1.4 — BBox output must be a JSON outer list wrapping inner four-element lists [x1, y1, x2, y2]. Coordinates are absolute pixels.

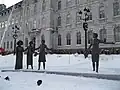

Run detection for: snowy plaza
[[1, 0, 120, 89], [0, 54, 120, 90]]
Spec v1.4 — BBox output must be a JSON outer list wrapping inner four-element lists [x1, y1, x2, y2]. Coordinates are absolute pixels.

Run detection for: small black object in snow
[[4, 76, 10, 81], [37, 80, 42, 86]]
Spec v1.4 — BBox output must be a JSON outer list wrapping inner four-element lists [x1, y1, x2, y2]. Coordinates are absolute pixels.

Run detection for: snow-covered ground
[[0, 72, 120, 90], [0, 54, 120, 90], [0, 54, 120, 74]]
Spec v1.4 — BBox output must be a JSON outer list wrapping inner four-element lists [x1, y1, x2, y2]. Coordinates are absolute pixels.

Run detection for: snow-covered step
[[1, 69, 120, 81]]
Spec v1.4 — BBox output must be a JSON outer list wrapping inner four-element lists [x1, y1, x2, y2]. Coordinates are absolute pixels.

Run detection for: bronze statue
[[35, 40, 51, 70], [15, 40, 24, 70], [88, 33, 114, 73], [24, 41, 34, 69]]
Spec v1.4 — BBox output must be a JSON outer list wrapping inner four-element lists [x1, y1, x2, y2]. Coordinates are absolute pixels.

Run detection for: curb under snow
[[1, 70, 120, 81]]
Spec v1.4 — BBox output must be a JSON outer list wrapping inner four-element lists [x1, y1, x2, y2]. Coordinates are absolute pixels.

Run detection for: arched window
[[33, 20, 36, 29], [41, 34, 45, 41], [66, 33, 71, 45], [88, 11, 92, 20], [34, 4, 37, 14], [99, 3, 105, 19], [57, 16, 61, 26], [34, 0, 38, 3], [113, 0, 120, 16], [75, 0, 80, 5], [58, 34, 61, 46], [7, 41, 9, 49], [76, 10, 81, 23], [114, 25, 120, 42], [4, 42, 5, 49], [66, 13, 70, 24], [100, 28, 107, 42], [58, 1, 61, 10], [66, 0, 72, 7], [88, 30, 93, 44], [42, 17, 46, 27], [10, 41, 13, 49], [42, 0, 46, 11], [76, 32, 81, 44]]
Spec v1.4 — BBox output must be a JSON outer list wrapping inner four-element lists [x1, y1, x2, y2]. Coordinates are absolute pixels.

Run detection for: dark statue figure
[[24, 41, 34, 69], [88, 33, 114, 73], [35, 40, 51, 70], [15, 40, 24, 70]]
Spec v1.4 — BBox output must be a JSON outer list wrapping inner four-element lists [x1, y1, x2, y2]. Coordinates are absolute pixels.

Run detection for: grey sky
[[0, 0, 22, 7]]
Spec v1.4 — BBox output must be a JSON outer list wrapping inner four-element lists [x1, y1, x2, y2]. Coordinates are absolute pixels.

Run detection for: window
[[75, 0, 80, 4], [34, 4, 37, 14], [76, 32, 81, 44], [8, 32, 9, 36], [42, 0, 46, 11], [34, 0, 38, 3], [25, 38, 28, 47], [10, 41, 13, 49], [8, 10, 10, 13], [99, 3, 105, 19], [41, 34, 45, 41], [11, 18, 14, 24], [58, 1, 61, 10], [100, 28, 107, 42], [66, 33, 71, 45], [88, 12, 92, 20], [27, 6, 30, 16], [2, 22, 5, 28], [66, 0, 72, 7], [114, 25, 120, 42], [88, 30, 93, 44], [5, 21, 7, 27], [113, 1, 120, 16], [7, 41, 9, 49], [58, 34, 61, 46], [42, 17, 46, 27], [0, 23, 1, 28], [76, 11, 81, 23], [57, 16, 61, 26], [33, 20, 37, 28], [66, 13, 71, 24], [4, 42, 5, 49]]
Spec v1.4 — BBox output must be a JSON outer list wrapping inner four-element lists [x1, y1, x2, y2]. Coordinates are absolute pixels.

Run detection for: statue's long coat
[[15, 46, 24, 69], [37, 44, 49, 62], [25, 46, 34, 65]]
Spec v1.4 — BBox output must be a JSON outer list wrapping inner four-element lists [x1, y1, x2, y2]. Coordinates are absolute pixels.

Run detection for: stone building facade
[[0, 0, 120, 52]]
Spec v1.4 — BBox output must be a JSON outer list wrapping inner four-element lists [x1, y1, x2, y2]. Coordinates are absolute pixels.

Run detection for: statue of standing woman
[[24, 41, 34, 69], [15, 40, 24, 70]]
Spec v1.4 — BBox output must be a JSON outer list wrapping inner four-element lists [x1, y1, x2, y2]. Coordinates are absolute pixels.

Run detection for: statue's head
[[17, 40, 23, 46], [29, 41, 33, 46], [93, 33, 98, 38], [41, 40, 45, 44]]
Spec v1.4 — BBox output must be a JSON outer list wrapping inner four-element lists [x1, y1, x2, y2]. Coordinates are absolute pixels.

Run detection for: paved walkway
[[1, 69, 120, 81]]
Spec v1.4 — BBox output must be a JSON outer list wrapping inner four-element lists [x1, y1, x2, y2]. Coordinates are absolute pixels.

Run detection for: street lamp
[[78, 7, 90, 58], [12, 25, 19, 55]]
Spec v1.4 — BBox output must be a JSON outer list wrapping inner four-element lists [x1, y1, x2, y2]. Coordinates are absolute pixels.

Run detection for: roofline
[[0, 0, 23, 14]]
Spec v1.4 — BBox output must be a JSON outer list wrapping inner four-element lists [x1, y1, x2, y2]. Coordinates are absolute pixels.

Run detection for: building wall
[[0, 0, 120, 51]]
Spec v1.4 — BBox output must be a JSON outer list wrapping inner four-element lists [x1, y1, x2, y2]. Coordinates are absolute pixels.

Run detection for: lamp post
[[78, 7, 90, 58], [12, 25, 19, 55]]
